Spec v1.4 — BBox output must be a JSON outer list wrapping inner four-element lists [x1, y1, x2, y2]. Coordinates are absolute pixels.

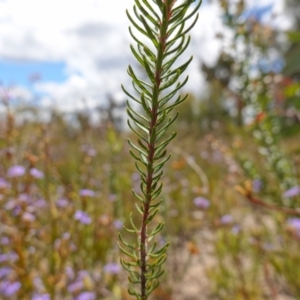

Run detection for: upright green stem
[[140, 3, 173, 298], [119, 1, 201, 298]]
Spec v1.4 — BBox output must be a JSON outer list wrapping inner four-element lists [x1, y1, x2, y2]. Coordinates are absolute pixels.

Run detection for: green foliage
[[119, 0, 201, 298], [2, 1, 300, 299]]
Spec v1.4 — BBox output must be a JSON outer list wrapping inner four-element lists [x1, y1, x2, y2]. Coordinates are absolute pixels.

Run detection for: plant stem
[[140, 3, 173, 298]]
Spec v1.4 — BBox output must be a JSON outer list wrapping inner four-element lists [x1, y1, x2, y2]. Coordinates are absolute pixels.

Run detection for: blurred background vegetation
[[0, 0, 300, 299]]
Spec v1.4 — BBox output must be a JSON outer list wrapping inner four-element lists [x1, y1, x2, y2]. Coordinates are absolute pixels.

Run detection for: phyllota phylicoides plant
[[119, 0, 201, 299]]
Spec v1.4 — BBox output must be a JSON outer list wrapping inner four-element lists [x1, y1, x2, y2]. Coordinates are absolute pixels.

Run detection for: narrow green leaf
[[128, 138, 148, 157], [127, 100, 149, 122], [130, 44, 145, 67], [126, 9, 148, 37], [118, 233, 136, 250], [122, 84, 142, 104], [146, 208, 159, 224], [127, 121, 148, 146], [134, 0, 160, 28], [140, 15, 159, 48], [132, 188, 145, 203], [155, 132, 177, 153], [135, 203, 144, 215], [119, 244, 138, 258], [149, 222, 165, 237]]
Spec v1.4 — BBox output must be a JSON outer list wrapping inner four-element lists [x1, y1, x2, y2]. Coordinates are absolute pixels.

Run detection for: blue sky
[[0, 60, 66, 87], [0, 0, 288, 111]]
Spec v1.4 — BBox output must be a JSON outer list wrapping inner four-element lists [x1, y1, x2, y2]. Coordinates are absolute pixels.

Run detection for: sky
[[0, 0, 289, 112]]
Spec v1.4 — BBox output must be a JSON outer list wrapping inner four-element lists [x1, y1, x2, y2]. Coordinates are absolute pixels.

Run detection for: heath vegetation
[[0, 0, 300, 299]]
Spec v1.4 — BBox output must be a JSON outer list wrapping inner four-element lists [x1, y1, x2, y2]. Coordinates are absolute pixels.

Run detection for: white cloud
[[0, 0, 289, 112]]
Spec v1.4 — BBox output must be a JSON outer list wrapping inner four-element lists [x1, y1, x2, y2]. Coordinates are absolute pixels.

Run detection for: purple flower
[[68, 281, 83, 293], [108, 194, 117, 202], [262, 243, 273, 251], [113, 219, 123, 229], [80, 145, 97, 157], [32, 276, 45, 290], [0, 281, 21, 296], [131, 172, 140, 182], [283, 186, 300, 198], [103, 263, 120, 274], [79, 189, 95, 197], [231, 225, 241, 235], [5, 200, 17, 211], [76, 292, 96, 300], [0, 178, 9, 189], [0, 267, 11, 279], [7, 165, 25, 178], [0, 251, 18, 263], [65, 267, 75, 280], [193, 197, 210, 209], [31, 294, 50, 300], [30, 168, 44, 179], [252, 179, 263, 193], [56, 198, 69, 208], [22, 212, 36, 222], [77, 270, 89, 280], [62, 232, 71, 240], [74, 210, 92, 225], [0, 237, 9, 245], [19, 193, 30, 203], [287, 218, 300, 237], [220, 214, 233, 225], [34, 199, 47, 208]]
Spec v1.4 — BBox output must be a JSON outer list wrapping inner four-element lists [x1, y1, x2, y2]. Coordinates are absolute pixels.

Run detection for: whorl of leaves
[[119, 0, 201, 299]]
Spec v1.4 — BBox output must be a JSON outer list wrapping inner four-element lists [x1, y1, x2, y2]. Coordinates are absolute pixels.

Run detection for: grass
[[0, 99, 300, 300]]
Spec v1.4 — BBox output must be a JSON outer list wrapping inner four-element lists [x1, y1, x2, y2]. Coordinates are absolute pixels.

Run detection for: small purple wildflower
[[252, 179, 263, 193], [220, 214, 233, 225], [32, 276, 45, 290], [262, 243, 273, 251], [22, 212, 36, 222], [231, 225, 241, 235], [0, 267, 11, 279], [283, 186, 300, 198], [7, 165, 25, 178], [0, 281, 21, 296], [79, 189, 95, 197], [12, 205, 22, 216], [65, 267, 75, 280], [77, 270, 89, 280], [34, 198, 47, 208], [76, 292, 96, 300], [62, 232, 71, 240], [74, 210, 92, 225], [113, 219, 123, 229], [0, 237, 9, 245], [56, 198, 69, 208], [31, 294, 50, 300], [70, 243, 77, 252], [68, 281, 83, 293], [103, 263, 120, 275], [287, 218, 300, 237], [30, 168, 44, 179], [80, 145, 97, 157], [0, 178, 9, 189], [86, 149, 96, 157], [193, 197, 210, 209], [5, 200, 17, 211], [19, 193, 30, 203], [0, 251, 18, 263], [108, 194, 117, 202], [131, 172, 140, 182]]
